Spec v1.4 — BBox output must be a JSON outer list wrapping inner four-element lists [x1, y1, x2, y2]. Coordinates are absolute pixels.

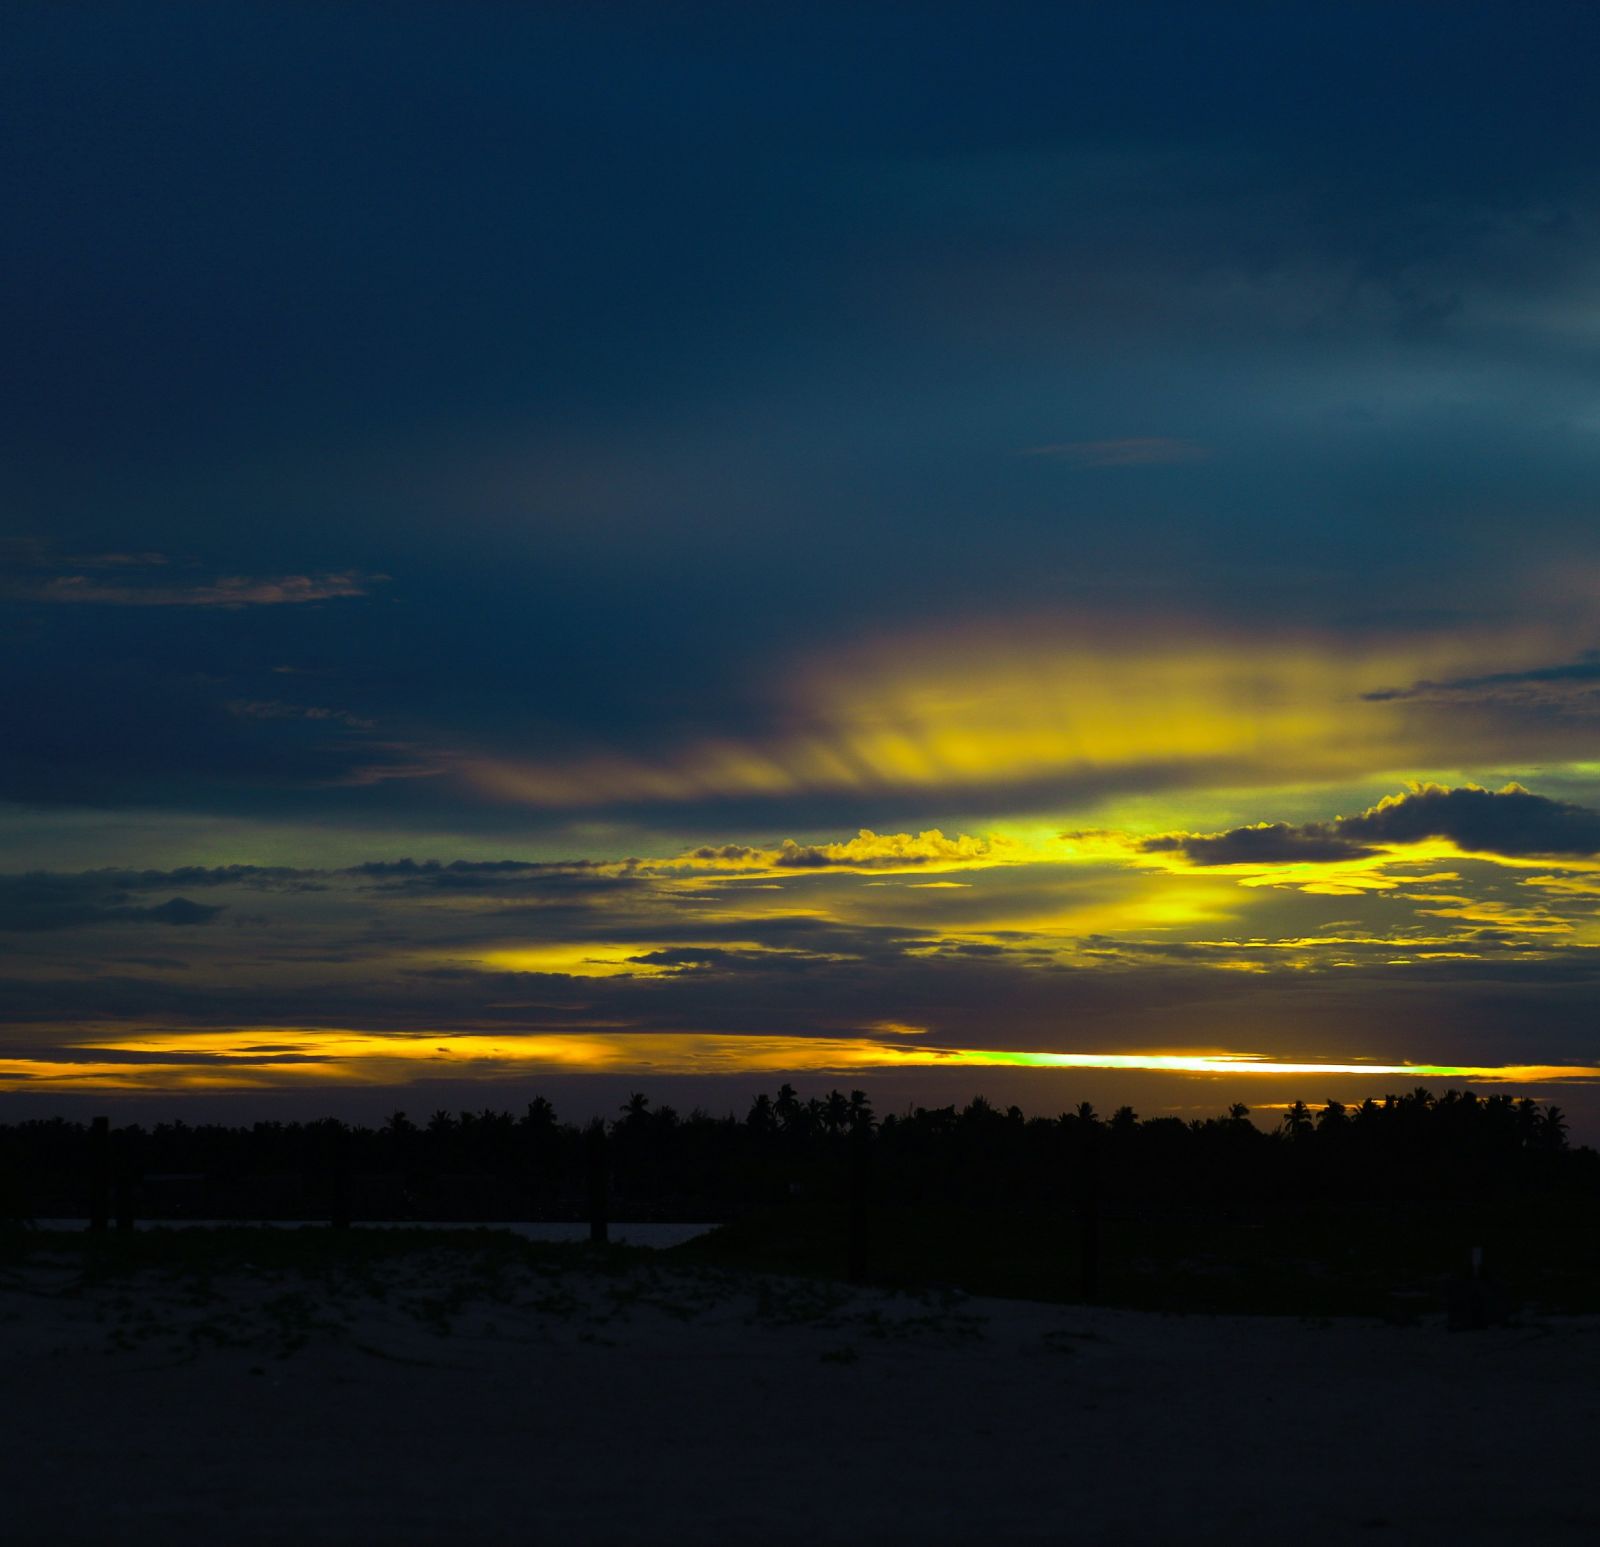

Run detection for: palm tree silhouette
[[746, 1092, 776, 1133], [774, 1084, 802, 1132], [822, 1090, 850, 1136], [1541, 1105, 1569, 1151]]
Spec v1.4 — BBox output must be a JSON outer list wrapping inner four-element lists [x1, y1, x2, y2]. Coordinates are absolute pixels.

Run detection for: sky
[[5, 2, 1600, 1131]]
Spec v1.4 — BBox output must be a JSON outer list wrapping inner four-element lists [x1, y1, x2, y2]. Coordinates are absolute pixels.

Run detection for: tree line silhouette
[[2, 1084, 1591, 1226]]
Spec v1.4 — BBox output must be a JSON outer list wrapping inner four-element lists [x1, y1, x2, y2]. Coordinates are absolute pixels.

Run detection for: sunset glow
[[7, 6, 1600, 1133], [7, 1026, 1599, 1095]]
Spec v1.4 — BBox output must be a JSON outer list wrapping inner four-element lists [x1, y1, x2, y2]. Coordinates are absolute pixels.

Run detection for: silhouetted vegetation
[[6, 1087, 1597, 1314]]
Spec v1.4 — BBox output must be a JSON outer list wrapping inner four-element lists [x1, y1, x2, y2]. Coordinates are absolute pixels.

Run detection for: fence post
[[89, 1116, 110, 1233], [586, 1120, 609, 1245], [329, 1124, 351, 1230], [1078, 1134, 1100, 1303], [113, 1129, 135, 1232], [847, 1123, 872, 1283]]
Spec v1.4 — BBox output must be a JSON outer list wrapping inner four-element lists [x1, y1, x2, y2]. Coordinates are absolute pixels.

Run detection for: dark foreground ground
[[687, 1191, 1600, 1315], [2, 1228, 1598, 1545]]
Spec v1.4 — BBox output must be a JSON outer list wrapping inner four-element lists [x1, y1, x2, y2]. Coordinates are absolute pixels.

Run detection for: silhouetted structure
[[586, 1119, 609, 1244], [88, 1115, 109, 1232], [847, 1119, 872, 1283]]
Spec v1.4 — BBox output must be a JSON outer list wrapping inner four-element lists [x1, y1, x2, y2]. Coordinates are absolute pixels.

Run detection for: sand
[[3, 1240, 1597, 1545]]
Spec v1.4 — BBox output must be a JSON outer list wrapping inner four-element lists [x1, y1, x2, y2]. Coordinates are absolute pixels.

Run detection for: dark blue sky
[[5, 4, 1600, 1120]]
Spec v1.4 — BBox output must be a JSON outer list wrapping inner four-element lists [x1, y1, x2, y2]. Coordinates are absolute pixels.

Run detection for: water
[[31, 1219, 718, 1248]]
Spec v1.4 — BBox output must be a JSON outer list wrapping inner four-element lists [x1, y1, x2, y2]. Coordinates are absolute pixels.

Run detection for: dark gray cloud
[[626, 948, 736, 969], [1144, 785, 1600, 865], [1364, 654, 1600, 713], [0, 874, 229, 931], [1142, 824, 1376, 865], [349, 858, 648, 902], [141, 898, 226, 927], [0, 862, 344, 931], [96, 865, 316, 890], [1339, 785, 1600, 857], [350, 857, 615, 882]]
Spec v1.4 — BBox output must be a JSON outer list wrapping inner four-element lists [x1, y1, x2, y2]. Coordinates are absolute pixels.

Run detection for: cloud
[[0, 863, 330, 932], [1144, 784, 1600, 866], [66, 551, 172, 568], [1, 545, 385, 610], [89, 865, 316, 891], [226, 700, 377, 730], [1363, 653, 1600, 715], [0, 874, 231, 931], [21, 570, 382, 608], [140, 897, 227, 926], [0, 833, 1015, 938], [6, 802, 1599, 1099], [1142, 823, 1377, 865], [625, 947, 738, 969], [0, 543, 171, 570], [1340, 784, 1600, 857], [348, 857, 640, 898], [683, 829, 1006, 873], [352, 831, 1011, 892], [350, 858, 611, 880], [6, 832, 1600, 1100], [1023, 438, 1210, 467], [458, 619, 1600, 819]]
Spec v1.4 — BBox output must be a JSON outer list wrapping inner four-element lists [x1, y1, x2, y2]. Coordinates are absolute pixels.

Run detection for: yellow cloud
[[459, 617, 1576, 810], [673, 827, 1019, 874], [1409, 898, 1575, 932], [469, 944, 681, 978]]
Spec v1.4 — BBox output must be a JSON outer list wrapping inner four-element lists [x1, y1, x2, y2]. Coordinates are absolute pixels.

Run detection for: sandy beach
[[3, 1236, 1597, 1545]]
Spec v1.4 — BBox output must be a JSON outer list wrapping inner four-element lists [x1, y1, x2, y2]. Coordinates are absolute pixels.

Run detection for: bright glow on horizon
[[951, 1049, 1600, 1081], [4, 1026, 1598, 1093]]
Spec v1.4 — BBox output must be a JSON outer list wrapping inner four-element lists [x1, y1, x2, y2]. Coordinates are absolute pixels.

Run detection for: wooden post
[[89, 1116, 110, 1233], [113, 1129, 135, 1232], [1078, 1135, 1100, 1304], [586, 1120, 609, 1244], [329, 1125, 351, 1230], [847, 1123, 872, 1283]]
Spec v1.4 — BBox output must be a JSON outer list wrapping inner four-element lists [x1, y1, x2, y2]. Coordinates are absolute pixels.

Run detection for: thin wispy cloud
[[225, 700, 377, 731], [1024, 438, 1211, 467], [20, 570, 382, 608], [1, 545, 386, 609]]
